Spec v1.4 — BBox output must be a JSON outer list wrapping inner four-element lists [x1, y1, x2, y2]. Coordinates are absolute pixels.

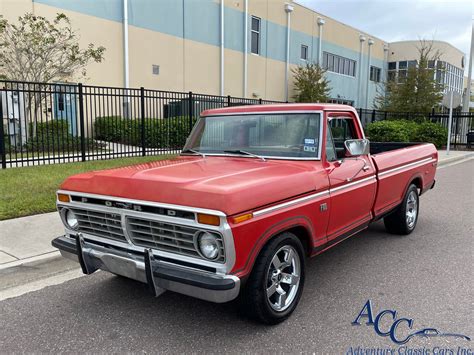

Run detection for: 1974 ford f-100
[[52, 104, 437, 324]]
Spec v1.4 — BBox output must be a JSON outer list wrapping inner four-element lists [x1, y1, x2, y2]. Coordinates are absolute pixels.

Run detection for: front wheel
[[240, 232, 305, 324], [384, 184, 419, 235]]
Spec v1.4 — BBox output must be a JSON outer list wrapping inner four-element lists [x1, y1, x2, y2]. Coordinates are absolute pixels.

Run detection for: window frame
[[185, 111, 325, 161], [326, 117, 360, 160], [322, 51, 356, 77], [369, 66, 381, 82], [301, 44, 308, 61], [250, 16, 261, 55]]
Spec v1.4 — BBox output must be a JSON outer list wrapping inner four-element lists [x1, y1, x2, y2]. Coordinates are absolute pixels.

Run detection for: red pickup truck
[[52, 104, 437, 324]]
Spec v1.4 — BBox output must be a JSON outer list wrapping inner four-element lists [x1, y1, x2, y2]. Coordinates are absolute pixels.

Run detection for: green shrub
[[366, 120, 418, 143], [366, 119, 447, 148], [25, 120, 103, 153], [411, 121, 448, 148], [94, 116, 126, 142], [94, 116, 197, 149]]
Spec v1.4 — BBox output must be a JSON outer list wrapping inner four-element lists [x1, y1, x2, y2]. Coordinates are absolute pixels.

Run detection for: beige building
[[388, 40, 465, 97], [0, 0, 467, 110]]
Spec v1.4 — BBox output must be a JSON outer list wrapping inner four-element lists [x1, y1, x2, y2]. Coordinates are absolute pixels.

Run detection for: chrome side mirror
[[344, 139, 370, 157]]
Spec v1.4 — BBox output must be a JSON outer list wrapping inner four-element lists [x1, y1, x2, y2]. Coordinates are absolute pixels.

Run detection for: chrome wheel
[[266, 245, 301, 312], [406, 190, 418, 229]]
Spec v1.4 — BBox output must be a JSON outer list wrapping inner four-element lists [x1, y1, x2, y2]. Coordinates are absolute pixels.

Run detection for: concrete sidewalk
[[0, 212, 63, 269], [0, 149, 472, 271]]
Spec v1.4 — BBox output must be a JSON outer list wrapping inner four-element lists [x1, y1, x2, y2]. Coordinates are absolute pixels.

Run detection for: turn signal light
[[57, 193, 70, 203], [232, 213, 253, 224], [197, 213, 221, 226]]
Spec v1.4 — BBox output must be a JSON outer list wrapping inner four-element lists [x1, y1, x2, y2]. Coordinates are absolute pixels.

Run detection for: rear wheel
[[240, 232, 305, 324], [384, 184, 419, 235]]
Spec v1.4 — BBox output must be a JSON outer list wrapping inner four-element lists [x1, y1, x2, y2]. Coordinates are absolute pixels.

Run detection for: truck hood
[[60, 156, 325, 215]]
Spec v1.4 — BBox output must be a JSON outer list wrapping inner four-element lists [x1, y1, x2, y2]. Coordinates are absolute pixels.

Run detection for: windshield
[[183, 113, 322, 159]]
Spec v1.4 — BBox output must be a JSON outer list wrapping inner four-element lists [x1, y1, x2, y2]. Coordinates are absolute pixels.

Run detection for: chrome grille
[[126, 217, 225, 262], [67, 207, 127, 242]]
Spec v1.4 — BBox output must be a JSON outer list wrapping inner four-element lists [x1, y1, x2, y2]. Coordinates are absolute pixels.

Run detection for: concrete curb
[[0, 251, 61, 271], [437, 153, 474, 167]]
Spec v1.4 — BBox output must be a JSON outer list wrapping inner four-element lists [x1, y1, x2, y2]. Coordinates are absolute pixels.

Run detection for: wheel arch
[[232, 217, 315, 279]]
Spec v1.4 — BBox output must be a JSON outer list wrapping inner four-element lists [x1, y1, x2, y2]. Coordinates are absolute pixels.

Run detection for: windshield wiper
[[181, 148, 206, 158], [223, 150, 266, 162]]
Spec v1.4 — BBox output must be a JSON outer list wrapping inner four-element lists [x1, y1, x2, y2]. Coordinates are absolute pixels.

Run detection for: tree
[[0, 13, 106, 138], [292, 63, 331, 103], [375, 40, 444, 114], [0, 13, 105, 82]]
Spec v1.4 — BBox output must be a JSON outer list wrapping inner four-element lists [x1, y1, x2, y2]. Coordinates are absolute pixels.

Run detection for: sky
[[297, 0, 473, 75]]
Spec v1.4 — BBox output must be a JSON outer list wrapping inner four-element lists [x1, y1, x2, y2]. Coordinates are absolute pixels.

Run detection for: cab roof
[[201, 103, 357, 116]]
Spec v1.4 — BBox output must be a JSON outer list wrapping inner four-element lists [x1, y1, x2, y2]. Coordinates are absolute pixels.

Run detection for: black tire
[[240, 232, 306, 325], [384, 184, 419, 235]]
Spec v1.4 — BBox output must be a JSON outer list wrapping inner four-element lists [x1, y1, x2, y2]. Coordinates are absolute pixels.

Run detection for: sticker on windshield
[[304, 138, 317, 152]]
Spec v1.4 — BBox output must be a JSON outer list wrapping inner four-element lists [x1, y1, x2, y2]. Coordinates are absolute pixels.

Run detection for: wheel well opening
[[285, 226, 312, 256], [411, 177, 423, 192]]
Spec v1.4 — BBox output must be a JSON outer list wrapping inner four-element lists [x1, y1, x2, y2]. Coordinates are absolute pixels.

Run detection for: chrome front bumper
[[52, 235, 240, 303]]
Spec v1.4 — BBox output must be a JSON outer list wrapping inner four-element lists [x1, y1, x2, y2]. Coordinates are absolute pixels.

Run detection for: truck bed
[[369, 142, 420, 155], [370, 143, 438, 217]]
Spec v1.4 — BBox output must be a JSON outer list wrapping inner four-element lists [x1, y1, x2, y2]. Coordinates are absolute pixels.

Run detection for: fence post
[[188, 91, 194, 133], [227, 95, 231, 107], [259, 98, 262, 105], [384, 111, 388, 121], [371, 109, 376, 123], [0, 93, 5, 169], [78, 83, 86, 162], [140, 87, 146, 156]]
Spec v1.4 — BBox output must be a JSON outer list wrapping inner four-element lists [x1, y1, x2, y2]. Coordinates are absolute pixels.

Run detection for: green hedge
[[22, 120, 103, 153], [366, 120, 448, 148], [94, 116, 196, 148]]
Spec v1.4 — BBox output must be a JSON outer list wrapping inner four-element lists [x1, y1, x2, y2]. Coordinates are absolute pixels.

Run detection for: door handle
[[363, 166, 371, 171]]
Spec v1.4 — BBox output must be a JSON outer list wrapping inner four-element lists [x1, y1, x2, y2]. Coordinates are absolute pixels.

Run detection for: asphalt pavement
[[0, 159, 472, 354]]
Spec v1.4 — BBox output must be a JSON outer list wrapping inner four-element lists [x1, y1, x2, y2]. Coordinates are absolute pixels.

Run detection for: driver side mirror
[[344, 139, 370, 157]]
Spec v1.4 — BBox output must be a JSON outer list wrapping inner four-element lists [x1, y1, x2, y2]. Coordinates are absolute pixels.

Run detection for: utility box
[[1, 90, 26, 147]]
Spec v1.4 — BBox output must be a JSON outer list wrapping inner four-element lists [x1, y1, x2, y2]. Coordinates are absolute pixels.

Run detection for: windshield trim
[[183, 110, 324, 161]]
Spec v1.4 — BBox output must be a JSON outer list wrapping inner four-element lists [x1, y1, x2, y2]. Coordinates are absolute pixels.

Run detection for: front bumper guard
[[52, 235, 240, 303]]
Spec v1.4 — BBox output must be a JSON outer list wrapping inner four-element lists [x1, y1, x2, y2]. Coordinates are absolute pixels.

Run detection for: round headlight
[[197, 232, 220, 260], [65, 209, 79, 229]]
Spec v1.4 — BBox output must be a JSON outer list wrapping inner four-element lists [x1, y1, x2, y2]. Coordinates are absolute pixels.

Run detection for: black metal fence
[[357, 108, 474, 148], [0, 80, 282, 168], [1, 79, 473, 169]]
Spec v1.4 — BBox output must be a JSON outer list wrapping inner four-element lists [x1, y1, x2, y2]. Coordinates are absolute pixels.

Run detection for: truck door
[[324, 112, 377, 241]]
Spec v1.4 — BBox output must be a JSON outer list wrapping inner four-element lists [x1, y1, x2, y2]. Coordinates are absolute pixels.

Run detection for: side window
[[326, 125, 337, 161], [328, 118, 358, 159]]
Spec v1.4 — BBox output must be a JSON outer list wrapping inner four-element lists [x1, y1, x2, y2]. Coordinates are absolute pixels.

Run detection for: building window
[[251, 16, 261, 55], [323, 51, 356, 76], [388, 62, 397, 70], [329, 98, 354, 106], [301, 45, 308, 60], [370, 66, 381, 82]]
